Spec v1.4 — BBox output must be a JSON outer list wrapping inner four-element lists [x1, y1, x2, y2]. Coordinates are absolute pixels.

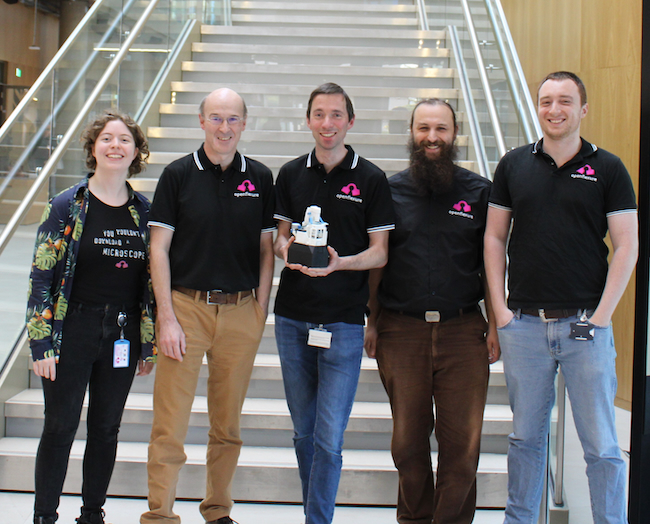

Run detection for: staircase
[[0, 0, 511, 511]]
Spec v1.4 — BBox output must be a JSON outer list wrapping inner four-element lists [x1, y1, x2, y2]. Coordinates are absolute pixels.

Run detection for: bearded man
[[365, 98, 499, 524]]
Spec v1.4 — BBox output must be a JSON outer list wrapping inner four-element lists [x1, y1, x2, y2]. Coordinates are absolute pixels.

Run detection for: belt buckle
[[538, 309, 557, 323], [425, 311, 441, 323], [205, 290, 222, 304]]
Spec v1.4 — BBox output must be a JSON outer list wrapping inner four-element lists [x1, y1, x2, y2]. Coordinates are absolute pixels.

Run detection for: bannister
[[554, 371, 566, 506], [483, 0, 535, 143], [0, 328, 27, 390], [489, 0, 542, 140], [0, 0, 107, 145], [448, 25, 490, 180], [0, 0, 162, 259], [415, 0, 429, 31], [459, 0, 506, 159], [135, 19, 197, 124], [0, 0, 140, 201]]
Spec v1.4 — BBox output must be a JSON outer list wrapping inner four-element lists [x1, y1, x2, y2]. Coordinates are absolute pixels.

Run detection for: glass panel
[[421, 0, 540, 176], [0, 0, 222, 366]]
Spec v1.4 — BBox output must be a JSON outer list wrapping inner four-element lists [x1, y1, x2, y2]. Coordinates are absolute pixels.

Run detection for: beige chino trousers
[[141, 290, 265, 524]]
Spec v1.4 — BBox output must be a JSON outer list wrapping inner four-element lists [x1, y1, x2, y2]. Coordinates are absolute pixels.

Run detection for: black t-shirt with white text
[[70, 192, 147, 306]]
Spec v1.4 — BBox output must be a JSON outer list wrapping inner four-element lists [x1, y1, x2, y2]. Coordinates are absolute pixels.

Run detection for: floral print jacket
[[26, 177, 156, 362]]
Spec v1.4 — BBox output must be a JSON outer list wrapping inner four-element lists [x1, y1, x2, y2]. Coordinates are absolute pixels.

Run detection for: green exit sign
[[15, 68, 22, 78]]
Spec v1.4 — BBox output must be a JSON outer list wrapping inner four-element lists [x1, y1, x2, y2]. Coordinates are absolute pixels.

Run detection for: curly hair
[[81, 109, 149, 176]]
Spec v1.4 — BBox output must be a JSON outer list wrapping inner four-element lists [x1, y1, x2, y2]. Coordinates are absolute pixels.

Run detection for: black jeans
[[34, 304, 140, 519]]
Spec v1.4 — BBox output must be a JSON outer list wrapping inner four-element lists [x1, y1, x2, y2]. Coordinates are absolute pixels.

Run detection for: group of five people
[[27, 72, 636, 524]]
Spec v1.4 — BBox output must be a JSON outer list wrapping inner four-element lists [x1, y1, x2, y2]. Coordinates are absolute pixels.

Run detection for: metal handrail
[[223, 0, 232, 25], [0, 0, 107, 144], [0, 0, 140, 201], [459, 0, 507, 158], [448, 25, 490, 180], [135, 18, 197, 124], [482, 0, 535, 143], [0, 328, 27, 390], [490, 0, 542, 139], [0, 0, 161, 259], [539, 434, 550, 524], [538, 371, 566, 524], [415, 0, 429, 31], [554, 370, 566, 506]]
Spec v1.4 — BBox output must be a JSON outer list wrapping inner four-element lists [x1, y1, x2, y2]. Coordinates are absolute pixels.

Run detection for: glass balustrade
[[0, 0, 227, 367]]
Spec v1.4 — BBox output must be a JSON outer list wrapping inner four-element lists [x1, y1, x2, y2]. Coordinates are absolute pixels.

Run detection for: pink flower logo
[[577, 164, 595, 176], [453, 200, 471, 212], [237, 179, 256, 192], [341, 183, 361, 197]]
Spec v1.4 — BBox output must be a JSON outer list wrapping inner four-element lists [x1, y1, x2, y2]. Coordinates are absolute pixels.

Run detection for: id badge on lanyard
[[308, 325, 332, 349], [569, 312, 595, 341], [113, 311, 130, 368]]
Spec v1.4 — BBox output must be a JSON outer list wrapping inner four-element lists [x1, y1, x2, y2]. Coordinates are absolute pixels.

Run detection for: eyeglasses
[[206, 115, 244, 126]]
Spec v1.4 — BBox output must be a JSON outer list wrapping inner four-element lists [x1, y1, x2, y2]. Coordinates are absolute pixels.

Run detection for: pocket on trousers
[[496, 311, 517, 330]]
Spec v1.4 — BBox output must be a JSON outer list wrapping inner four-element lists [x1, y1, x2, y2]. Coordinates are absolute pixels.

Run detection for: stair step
[[158, 104, 448, 122], [0, 437, 508, 507], [13, 354, 510, 453], [201, 24, 446, 41], [232, 1, 417, 14], [231, 14, 418, 28], [191, 43, 448, 59], [169, 81, 460, 102], [147, 127, 467, 145], [144, 152, 477, 179], [233, 0, 416, 5], [146, 128, 471, 159], [5, 388, 512, 438], [179, 62, 457, 89]]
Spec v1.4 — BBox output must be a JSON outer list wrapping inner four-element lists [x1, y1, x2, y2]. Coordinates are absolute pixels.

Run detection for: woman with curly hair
[[27, 109, 157, 524]]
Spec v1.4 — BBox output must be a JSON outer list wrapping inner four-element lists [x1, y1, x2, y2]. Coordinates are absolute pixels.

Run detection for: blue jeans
[[275, 315, 364, 524], [497, 310, 626, 524]]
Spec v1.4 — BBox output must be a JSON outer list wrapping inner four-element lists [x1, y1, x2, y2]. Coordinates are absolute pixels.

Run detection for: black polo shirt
[[149, 145, 275, 292], [274, 146, 395, 325], [489, 138, 637, 309], [378, 167, 491, 315]]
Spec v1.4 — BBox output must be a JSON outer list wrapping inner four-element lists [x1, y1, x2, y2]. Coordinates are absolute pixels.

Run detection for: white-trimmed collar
[[193, 149, 246, 172]]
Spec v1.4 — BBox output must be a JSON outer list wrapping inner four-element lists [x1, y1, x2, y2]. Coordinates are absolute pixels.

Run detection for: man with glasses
[[141, 88, 275, 524]]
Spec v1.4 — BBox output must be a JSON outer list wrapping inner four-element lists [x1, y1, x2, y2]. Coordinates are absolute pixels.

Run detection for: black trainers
[[75, 508, 107, 524], [34, 516, 57, 524], [206, 517, 239, 524]]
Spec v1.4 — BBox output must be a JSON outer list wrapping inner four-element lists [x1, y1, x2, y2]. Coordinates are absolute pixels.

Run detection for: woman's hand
[[137, 359, 154, 376], [33, 357, 57, 381]]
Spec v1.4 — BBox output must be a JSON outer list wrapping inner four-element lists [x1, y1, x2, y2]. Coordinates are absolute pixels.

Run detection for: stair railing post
[[538, 434, 549, 524], [447, 25, 490, 180], [414, 0, 429, 31], [553, 370, 567, 506], [459, 0, 507, 158]]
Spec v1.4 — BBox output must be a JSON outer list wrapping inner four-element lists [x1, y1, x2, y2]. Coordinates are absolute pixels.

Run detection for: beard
[[408, 136, 458, 195]]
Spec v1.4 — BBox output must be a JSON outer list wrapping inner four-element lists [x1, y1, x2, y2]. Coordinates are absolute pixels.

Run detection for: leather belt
[[173, 286, 252, 305], [399, 304, 479, 323], [520, 308, 585, 321]]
